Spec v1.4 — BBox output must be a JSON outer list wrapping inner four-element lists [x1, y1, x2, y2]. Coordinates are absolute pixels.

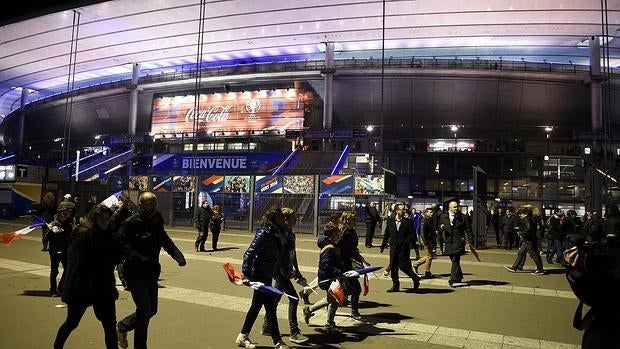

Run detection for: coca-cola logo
[[185, 105, 231, 123]]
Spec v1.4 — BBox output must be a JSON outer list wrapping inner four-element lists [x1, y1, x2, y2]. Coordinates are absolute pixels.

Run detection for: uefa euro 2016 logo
[[245, 98, 261, 121]]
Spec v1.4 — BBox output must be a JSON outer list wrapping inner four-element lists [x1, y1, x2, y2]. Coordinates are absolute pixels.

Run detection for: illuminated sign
[[428, 139, 476, 152], [152, 152, 286, 174], [150, 89, 305, 136], [0, 165, 15, 181]]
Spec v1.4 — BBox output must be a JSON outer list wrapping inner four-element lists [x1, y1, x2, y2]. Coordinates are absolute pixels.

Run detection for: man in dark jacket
[[439, 201, 474, 287], [194, 200, 213, 252], [504, 208, 545, 275], [380, 203, 420, 292], [364, 199, 380, 248], [500, 208, 518, 249], [48, 202, 74, 297], [115, 192, 186, 349], [547, 208, 566, 264]]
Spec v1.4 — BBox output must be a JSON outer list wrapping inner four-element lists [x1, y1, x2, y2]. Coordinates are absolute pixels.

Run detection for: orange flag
[[223, 262, 244, 285], [362, 274, 369, 296]]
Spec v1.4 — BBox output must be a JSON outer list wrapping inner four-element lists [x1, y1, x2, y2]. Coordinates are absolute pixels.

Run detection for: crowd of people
[[31, 189, 619, 348]]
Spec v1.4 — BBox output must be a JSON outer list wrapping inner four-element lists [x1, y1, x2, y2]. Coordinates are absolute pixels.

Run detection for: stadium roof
[[1, 0, 619, 117]]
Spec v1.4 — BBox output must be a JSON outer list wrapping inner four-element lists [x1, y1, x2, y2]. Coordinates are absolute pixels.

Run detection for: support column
[[590, 36, 602, 131], [128, 63, 140, 177], [322, 42, 335, 151], [17, 88, 28, 155], [588, 36, 603, 213]]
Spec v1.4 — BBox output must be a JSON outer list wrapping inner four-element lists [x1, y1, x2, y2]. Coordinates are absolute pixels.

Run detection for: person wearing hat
[[61, 194, 77, 224], [47, 201, 75, 297]]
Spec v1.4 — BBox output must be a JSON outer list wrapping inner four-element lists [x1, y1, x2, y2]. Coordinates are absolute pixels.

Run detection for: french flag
[[1, 215, 48, 246]]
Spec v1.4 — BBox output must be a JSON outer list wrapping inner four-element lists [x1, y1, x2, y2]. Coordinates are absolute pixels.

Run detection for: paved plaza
[[0, 218, 582, 348]]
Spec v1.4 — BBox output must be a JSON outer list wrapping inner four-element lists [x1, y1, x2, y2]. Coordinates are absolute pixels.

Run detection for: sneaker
[[302, 306, 313, 325], [235, 333, 256, 349], [423, 271, 434, 278], [116, 326, 128, 349], [274, 340, 290, 349], [350, 311, 363, 321], [289, 332, 309, 344], [322, 322, 342, 333], [298, 290, 311, 305], [382, 270, 390, 277], [504, 266, 517, 273], [531, 270, 546, 276]]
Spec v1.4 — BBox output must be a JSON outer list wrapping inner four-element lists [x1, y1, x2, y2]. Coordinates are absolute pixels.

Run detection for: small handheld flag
[[223, 263, 298, 300], [343, 266, 383, 278], [1, 215, 48, 247]]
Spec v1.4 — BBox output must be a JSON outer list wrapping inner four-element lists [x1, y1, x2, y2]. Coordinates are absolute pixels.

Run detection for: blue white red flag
[[1, 215, 48, 246], [343, 266, 383, 278], [223, 262, 298, 300], [101, 191, 123, 208]]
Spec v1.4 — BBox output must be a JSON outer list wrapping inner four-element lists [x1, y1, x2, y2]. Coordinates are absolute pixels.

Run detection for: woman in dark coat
[[235, 208, 290, 349], [53, 204, 121, 349]]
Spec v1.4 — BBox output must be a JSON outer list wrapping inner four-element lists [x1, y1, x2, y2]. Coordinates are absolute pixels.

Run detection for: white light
[[316, 42, 344, 53], [544, 126, 553, 132], [450, 125, 459, 132], [544, 155, 550, 160], [585, 147, 591, 155], [366, 125, 374, 132]]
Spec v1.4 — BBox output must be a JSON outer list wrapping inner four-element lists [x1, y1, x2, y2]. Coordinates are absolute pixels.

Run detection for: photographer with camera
[[564, 204, 620, 348]]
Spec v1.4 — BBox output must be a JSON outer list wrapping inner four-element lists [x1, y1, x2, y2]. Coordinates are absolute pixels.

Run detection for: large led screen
[[151, 89, 305, 136]]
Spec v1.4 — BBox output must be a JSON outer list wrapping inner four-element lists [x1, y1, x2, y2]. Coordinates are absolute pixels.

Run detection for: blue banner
[[152, 152, 286, 174]]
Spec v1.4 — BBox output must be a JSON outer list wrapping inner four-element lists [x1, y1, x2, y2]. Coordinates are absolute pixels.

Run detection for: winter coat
[[116, 210, 185, 269], [316, 235, 341, 290], [439, 211, 472, 256], [61, 225, 121, 305], [242, 224, 282, 281]]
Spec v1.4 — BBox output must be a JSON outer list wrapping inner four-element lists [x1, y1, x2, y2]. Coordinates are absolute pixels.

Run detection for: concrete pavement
[[0, 218, 582, 348]]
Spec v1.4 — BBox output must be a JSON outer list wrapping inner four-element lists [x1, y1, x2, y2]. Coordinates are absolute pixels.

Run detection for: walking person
[[380, 203, 421, 292], [37, 191, 57, 252], [194, 199, 213, 252], [111, 193, 134, 290], [413, 207, 436, 278], [209, 204, 224, 250], [302, 222, 344, 333], [298, 212, 342, 304], [339, 211, 367, 319], [504, 208, 545, 275], [439, 201, 474, 287], [235, 208, 290, 349], [546, 208, 566, 264], [115, 192, 187, 349], [500, 208, 518, 249], [53, 205, 121, 349], [261, 207, 309, 344], [47, 201, 75, 297], [364, 199, 380, 248]]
